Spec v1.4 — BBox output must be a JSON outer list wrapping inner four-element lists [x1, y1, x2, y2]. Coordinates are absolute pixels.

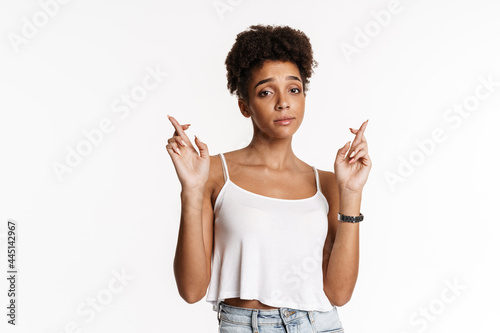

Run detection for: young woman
[[167, 24, 371, 333]]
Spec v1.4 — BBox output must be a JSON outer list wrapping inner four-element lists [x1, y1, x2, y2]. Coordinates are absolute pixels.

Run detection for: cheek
[[295, 100, 306, 116], [249, 102, 271, 119], [294, 116, 304, 129]]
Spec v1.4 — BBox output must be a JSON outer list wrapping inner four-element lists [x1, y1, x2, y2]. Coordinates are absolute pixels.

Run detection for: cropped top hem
[[206, 293, 335, 312]]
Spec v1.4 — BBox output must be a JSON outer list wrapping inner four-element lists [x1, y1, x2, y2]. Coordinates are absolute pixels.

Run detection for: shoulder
[[207, 153, 224, 190], [206, 153, 232, 206], [317, 169, 337, 191], [317, 168, 339, 208], [208, 153, 222, 169], [207, 149, 246, 177]]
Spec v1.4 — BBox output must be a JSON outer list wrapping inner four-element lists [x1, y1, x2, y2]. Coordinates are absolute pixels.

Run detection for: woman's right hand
[[166, 115, 210, 192]]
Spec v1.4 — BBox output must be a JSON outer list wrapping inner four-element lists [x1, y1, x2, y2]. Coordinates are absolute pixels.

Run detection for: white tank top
[[206, 153, 334, 312]]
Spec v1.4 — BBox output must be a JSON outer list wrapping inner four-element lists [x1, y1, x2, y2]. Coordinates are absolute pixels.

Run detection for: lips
[[274, 116, 295, 122]]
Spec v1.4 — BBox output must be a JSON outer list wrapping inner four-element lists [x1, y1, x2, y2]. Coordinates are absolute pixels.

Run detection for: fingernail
[[349, 158, 355, 164], [180, 140, 187, 147], [350, 150, 356, 158], [195, 135, 201, 142], [175, 147, 181, 156], [167, 114, 171, 118]]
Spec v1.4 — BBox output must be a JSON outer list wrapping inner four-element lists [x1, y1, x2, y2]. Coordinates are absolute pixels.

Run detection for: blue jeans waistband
[[216, 301, 344, 333], [218, 301, 317, 325]]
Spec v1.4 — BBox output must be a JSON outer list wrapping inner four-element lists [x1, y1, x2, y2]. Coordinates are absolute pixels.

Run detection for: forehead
[[250, 60, 301, 80]]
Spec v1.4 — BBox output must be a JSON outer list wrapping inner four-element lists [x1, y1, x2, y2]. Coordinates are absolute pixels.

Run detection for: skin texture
[[167, 60, 372, 309]]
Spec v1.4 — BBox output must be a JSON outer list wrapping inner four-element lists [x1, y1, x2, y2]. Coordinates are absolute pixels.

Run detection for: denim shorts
[[217, 301, 344, 333]]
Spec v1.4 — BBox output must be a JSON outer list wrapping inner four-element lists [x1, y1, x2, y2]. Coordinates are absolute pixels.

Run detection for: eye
[[259, 90, 272, 97], [290, 87, 301, 94]]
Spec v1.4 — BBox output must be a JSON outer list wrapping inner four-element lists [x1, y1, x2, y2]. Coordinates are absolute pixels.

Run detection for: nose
[[275, 91, 290, 110]]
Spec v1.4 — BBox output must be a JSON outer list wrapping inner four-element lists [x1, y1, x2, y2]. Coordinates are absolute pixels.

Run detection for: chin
[[275, 128, 299, 138]]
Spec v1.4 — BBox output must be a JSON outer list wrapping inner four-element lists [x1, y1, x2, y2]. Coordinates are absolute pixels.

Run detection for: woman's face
[[239, 60, 305, 139]]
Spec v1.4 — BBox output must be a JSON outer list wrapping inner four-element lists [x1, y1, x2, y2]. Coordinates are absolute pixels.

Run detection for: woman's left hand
[[334, 119, 372, 194]]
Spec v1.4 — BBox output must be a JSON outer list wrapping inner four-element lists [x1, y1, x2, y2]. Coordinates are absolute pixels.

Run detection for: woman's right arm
[[166, 115, 213, 303]]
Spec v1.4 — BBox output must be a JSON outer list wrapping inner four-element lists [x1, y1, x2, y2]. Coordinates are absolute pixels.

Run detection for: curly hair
[[225, 24, 318, 103]]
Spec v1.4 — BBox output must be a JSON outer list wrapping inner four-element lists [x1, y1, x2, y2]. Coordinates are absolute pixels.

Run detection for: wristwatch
[[338, 212, 364, 223]]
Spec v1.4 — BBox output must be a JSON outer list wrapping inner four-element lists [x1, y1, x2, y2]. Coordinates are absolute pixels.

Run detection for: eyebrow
[[254, 76, 302, 90]]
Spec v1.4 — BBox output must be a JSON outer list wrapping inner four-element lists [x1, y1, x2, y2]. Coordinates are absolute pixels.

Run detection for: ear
[[238, 98, 251, 118]]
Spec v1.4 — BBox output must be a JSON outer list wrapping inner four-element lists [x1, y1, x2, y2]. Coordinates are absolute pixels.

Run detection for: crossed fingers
[[348, 119, 369, 164], [166, 114, 191, 156]]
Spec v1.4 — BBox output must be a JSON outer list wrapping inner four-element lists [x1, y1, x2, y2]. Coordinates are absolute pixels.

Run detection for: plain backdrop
[[1, 0, 499, 332]]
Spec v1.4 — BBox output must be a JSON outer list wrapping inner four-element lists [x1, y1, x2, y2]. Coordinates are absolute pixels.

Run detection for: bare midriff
[[223, 297, 280, 310]]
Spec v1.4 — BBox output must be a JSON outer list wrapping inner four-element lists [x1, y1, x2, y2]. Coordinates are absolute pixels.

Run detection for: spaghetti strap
[[313, 166, 322, 193], [219, 153, 230, 182]]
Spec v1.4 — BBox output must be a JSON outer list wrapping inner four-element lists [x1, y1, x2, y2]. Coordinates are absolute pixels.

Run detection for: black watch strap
[[338, 212, 364, 223]]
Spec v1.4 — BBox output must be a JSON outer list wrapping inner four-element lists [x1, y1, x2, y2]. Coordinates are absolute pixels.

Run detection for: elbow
[[173, 264, 208, 304], [175, 277, 209, 305], [179, 288, 206, 304], [324, 287, 352, 307], [173, 259, 211, 304], [330, 294, 351, 307], [182, 293, 204, 304]]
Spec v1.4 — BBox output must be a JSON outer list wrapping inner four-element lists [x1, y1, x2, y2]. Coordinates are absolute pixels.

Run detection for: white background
[[1, 0, 499, 332]]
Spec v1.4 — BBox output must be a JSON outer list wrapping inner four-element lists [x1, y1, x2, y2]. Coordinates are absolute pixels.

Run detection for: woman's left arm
[[323, 119, 371, 307]]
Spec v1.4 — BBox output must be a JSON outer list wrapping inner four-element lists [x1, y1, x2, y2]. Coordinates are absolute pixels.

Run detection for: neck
[[245, 130, 297, 170]]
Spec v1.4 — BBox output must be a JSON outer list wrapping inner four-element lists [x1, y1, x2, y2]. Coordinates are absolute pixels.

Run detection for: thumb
[[335, 141, 351, 164], [194, 135, 209, 159]]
